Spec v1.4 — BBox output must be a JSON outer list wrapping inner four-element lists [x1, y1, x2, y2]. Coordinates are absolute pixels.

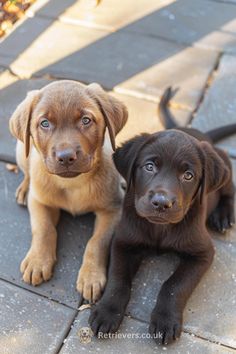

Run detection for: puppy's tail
[[207, 124, 236, 143], [158, 86, 179, 129], [159, 86, 236, 142]]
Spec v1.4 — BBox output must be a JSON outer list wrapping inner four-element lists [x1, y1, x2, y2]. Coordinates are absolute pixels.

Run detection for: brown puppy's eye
[[82, 116, 92, 125], [40, 119, 50, 129], [183, 171, 194, 181]]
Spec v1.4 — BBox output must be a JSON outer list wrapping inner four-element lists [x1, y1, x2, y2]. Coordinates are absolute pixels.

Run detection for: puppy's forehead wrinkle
[[37, 87, 97, 121], [138, 131, 201, 169]]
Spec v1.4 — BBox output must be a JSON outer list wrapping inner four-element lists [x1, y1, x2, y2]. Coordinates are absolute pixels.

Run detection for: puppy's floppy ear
[[9, 90, 40, 158], [199, 141, 230, 200], [113, 134, 150, 190], [86, 83, 128, 151]]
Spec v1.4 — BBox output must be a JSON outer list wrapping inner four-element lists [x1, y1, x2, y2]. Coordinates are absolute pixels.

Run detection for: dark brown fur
[[89, 128, 235, 345]]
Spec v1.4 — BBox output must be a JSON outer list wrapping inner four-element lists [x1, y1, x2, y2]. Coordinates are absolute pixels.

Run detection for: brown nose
[[55, 148, 77, 166]]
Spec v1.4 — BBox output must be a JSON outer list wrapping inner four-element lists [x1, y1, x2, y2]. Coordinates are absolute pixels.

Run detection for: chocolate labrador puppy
[[89, 91, 235, 344]]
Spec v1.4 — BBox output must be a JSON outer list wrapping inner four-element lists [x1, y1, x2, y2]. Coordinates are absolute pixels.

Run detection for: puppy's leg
[[89, 239, 144, 334], [16, 176, 29, 206], [208, 148, 235, 233], [208, 191, 235, 233], [77, 210, 121, 303], [21, 193, 60, 286], [15, 140, 29, 206], [149, 245, 214, 345]]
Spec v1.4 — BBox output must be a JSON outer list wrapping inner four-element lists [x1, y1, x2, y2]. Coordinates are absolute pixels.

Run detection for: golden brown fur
[[9, 80, 128, 302]]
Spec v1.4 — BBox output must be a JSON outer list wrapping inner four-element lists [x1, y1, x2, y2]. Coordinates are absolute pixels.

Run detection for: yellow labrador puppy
[[9, 80, 128, 303]]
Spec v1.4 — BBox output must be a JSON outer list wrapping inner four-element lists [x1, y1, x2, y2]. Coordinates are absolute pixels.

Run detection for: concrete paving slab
[[185, 237, 236, 348], [115, 46, 218, 110], [192, 54, 236, 151], [60, 309, 236, 353], [216, 0, 236, 3], [214, 0, 236, 3], [0, 279, 76, 354], [0, 18, 108, 78], [124, 0, 236, 53], [192, 55, 236, 130], [32, 30, 185, 90], [37, 0, 164, 32], [0, 72, 52, 159], [37, 0, 236, 56], [0, 15, 216, 111], [0, 162, 94, 308], [126, 253, 179, 320], [0, 16, 53, 64], [112, 92, 191, 145], [0, 14, 218, 111]]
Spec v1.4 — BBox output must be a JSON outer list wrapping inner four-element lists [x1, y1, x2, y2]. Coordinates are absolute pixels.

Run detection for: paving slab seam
[[0, 64, 24, 81], [35, 13, 114, 33], [0, 276, 79, 312], [113, 86, 193, 112], [116, 28, 224, 55], [189, 52, 223, 124], [16, 12, 224, 58], [31, 72, 193, 111], [31, 72, 69, 81], [182, 330, 236, 351], [34, 13, 235, 57], [0, 154, 16, 164], [56, 310, 80, 354], [30, 73, 191, 114], [207, 0, 236, 5], [33, 13, 112, 36], [128, 313, 236, 350]]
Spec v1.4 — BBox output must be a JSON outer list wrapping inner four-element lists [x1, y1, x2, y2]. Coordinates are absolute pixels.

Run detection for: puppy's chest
[[33, 178, 100, 215], [149, 226, 193, 253], [62, 187, 94, 215]]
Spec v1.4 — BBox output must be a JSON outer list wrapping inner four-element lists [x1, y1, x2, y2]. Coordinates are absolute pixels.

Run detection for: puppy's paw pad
[[77, 267, 106, 303], [149, 311, 182, 345], [89, 305, 122, 335], [20, 251, 55, 286]]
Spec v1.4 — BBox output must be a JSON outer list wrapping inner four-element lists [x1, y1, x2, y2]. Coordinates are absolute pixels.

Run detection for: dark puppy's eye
[[183, 171, 194, 181], [82, 116, 92, 125], [144, 162, 155, 172], [40, 119, 50, 129]]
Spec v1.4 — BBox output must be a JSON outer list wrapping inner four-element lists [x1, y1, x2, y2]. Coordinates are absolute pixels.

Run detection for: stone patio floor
[[0, 0, 236, 353]]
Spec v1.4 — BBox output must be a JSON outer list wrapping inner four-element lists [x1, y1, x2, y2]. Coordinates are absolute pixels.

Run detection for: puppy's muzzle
[[150, 192, 176, 212], [55, 148, 77, 167]]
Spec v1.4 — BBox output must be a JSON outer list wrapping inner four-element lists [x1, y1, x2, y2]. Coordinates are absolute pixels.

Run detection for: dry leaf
[[6, 163, 18, 173], [78, 304, 91, 311]]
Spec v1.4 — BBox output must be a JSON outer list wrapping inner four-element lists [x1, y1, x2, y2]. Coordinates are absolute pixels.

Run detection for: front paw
[[149, 308, 182, 345], [208, 200, 235, 234], [77, 265, 106, 303], [89, 303, 123, 335], [20, 249, 56, 286]]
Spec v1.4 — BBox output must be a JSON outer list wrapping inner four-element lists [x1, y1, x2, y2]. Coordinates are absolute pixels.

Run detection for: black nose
[[151, 193, 175, 211], [55, 148, 77, 166]]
